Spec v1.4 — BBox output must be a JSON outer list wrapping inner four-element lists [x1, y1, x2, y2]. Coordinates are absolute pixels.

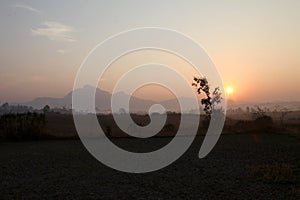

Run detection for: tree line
[[0, 112, 46, 139]]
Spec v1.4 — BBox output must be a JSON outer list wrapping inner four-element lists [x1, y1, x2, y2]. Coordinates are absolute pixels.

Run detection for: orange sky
[[0, 1, 299, 103]]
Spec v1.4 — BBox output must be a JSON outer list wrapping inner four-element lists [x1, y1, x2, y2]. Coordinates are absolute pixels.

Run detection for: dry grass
[[249, 162, 300, 199], [249, 163, 296, 183]]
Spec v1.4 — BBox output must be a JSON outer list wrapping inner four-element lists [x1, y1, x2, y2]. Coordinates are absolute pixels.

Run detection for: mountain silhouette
[[24, 85, 201, 113]]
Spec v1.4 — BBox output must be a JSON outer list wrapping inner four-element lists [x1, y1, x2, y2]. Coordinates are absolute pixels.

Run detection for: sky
[[0, 0, 299, 103]]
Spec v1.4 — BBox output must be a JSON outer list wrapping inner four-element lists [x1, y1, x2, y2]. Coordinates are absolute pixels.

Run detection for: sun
[[226, 87, 233, 94]]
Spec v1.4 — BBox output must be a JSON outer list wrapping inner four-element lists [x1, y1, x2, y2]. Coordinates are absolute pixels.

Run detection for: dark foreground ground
[[0, 133, 299, 199]]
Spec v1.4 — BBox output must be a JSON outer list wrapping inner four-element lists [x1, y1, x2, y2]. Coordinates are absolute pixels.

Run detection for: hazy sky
[[0, 0, 299, 103]]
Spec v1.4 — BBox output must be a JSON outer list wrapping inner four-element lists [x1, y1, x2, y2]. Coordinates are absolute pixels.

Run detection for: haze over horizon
[[1, 0, 299, 103], [9, 85, 300, 106]]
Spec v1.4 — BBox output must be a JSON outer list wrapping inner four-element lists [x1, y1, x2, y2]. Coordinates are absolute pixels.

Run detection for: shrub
[[254, 115, 273, 131]]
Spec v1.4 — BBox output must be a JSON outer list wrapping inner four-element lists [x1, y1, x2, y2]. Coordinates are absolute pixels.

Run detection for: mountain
[[24, 97, 68, 110], [160, 97, 202, 113], [23, 86, 300, 113], [23, 86, 169, 113]]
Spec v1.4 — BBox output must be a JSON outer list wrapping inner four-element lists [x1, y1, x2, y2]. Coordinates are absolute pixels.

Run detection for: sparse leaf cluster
[[192, 77, 223, 116]]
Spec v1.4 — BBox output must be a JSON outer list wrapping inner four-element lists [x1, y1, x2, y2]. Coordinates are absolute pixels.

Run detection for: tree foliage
[[43, 105, 50, 113], [192, 77, 223, 116]]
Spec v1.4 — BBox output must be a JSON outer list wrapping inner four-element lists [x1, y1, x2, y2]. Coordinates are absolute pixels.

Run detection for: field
[[0, 133, 299, 199]]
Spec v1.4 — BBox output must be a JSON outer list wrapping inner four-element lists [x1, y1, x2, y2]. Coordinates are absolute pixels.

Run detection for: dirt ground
[[0, 134, 299, 199]]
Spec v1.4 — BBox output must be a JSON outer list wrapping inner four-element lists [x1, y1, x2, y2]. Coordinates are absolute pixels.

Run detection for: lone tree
[[192, 76, 223, 118], [42, 105, 50, 113]]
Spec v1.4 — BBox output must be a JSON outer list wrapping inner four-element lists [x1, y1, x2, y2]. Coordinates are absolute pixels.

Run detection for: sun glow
[[226, 87, 233, 95]]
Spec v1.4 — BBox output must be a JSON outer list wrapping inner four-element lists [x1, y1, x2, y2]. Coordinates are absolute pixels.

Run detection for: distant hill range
[[23, 85, 202, 113], [22, 85, 300, 113]]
